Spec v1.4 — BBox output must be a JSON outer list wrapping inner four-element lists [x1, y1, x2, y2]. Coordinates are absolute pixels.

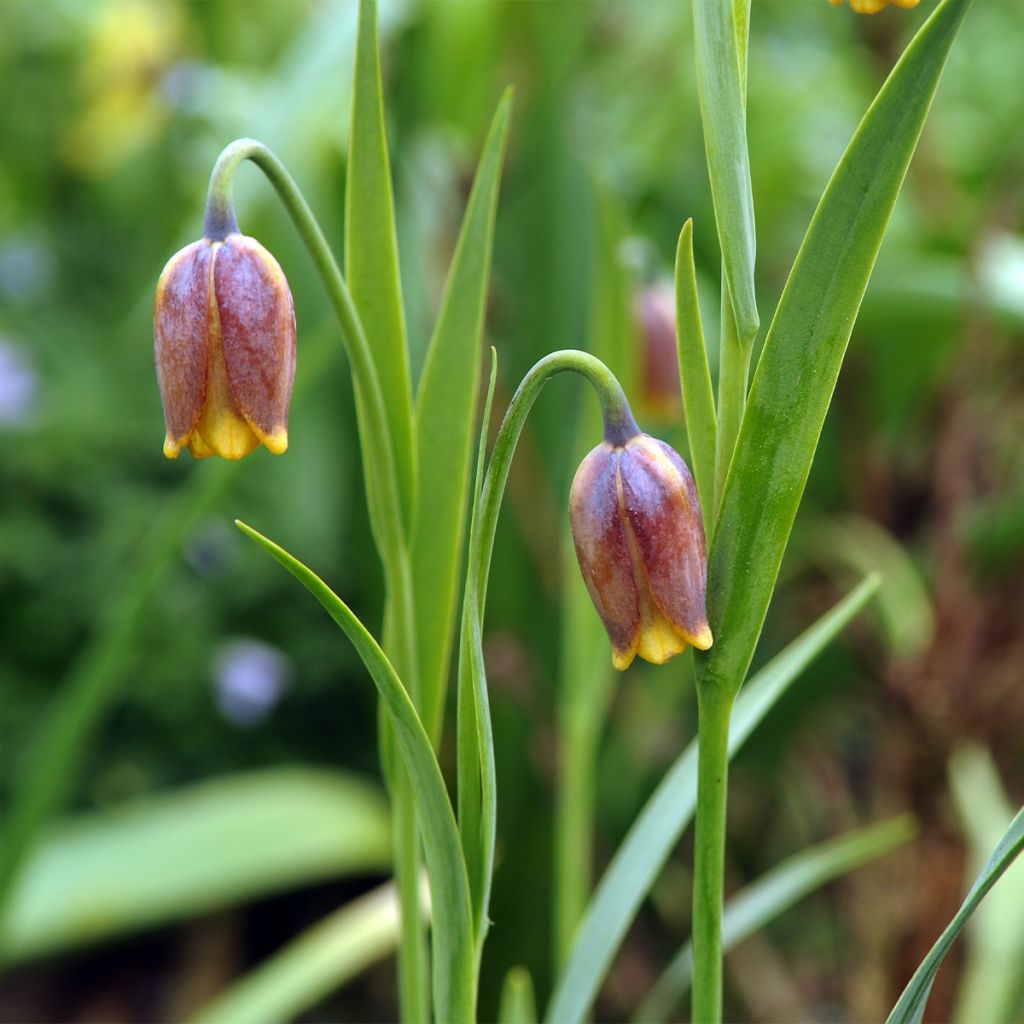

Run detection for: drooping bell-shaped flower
[[154, 233, 296, 459], [570, 431, 712, 671]]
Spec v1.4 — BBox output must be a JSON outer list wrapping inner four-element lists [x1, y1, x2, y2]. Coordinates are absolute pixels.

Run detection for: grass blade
[[414, 92, 512, 746], [346, 0, 417, 535], [545, 575, 880, 1024], [699, 0, 970, 698], [189, 880, 419, 1024], [234, 521, 475, 1024], [636, 815, 916, 1021], [675, 219, 717, 517], [693, 0, 758, 343], [888, 805, 1024, 1024]]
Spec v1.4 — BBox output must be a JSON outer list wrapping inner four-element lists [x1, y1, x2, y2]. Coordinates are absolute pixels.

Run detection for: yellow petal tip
[[612, 647, 636, 672], [261, 431, 288, 455], [163, 437, 182, 459], [690, 625, 714, 651]]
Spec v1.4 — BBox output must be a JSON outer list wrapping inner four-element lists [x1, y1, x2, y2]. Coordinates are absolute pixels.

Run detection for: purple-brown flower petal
[[569, 443, 641, 669], [618, 437, 712, 650], [154, 240, 212, 457], [214, 235, 296, 453]]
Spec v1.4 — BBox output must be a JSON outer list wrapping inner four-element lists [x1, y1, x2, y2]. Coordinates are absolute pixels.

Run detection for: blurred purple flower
[[634, 281, 682, 420], [0, 339, 39, 427], [0, 238, 53, 305], [214, 638, 290, 728]]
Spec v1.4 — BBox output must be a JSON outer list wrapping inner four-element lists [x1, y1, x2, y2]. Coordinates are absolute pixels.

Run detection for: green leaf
[[413, 91, 512, 745], [693, 0, 758, 343], [498, 967, 538, 1024], [234, 521, 475, 1024], [675, 219, 717, 518], [346, 0, 417, 535], [545, 575, 879, 1024], [190, 880, 411, 1024], [888, 805, 1024, 1024], [636, 815, 916, 1022], [1, 769, 390, 965], [698, 0, 970, 698]]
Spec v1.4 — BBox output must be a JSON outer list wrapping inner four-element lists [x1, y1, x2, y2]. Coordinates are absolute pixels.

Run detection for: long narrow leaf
[[189, 880, 416, 1024], [414, 92, 512, 746], [545, 575, 880, 1024], [345, 0, 417, 535], [636, 815, 916, 1022], [699, 0, 969, 698], [1, 770, 389, 966], [888, 805, 1024, 1024], [693, 0, 758, 343], [234, 522, 475, 1024], [675, 219, 717, 516]]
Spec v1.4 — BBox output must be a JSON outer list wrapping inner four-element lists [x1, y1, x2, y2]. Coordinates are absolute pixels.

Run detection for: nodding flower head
[[154, 233, 296, 460], [570, 431, 712, 671]]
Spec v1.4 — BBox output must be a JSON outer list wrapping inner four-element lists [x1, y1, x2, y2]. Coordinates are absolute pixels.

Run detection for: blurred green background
[[2, 0, 1023, 1021]]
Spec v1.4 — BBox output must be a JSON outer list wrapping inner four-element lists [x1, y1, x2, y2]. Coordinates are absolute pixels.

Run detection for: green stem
[[691, 684, 733, 1024], [553, 713, 596, 968], [456, 350, 636, 949], [393, 774, 430, 1023], [207, 141, 428, 1020], [206, 140, 418, 695], [712, 278, 752, 518]]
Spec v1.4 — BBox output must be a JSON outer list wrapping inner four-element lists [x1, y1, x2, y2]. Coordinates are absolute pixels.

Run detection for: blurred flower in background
[[62, 0, 189, 177], [634, 280, 682, 422], [0, 338, 39, 428], [214, 638, 290, 728], [829, 0, 919, 14]]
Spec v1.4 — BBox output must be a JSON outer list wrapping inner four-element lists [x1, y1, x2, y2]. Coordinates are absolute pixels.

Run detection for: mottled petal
[[154, 240, 211, 457], [569, 443, 641, 669], [619, 436, 712, 650], [214, 235, 296, 453]]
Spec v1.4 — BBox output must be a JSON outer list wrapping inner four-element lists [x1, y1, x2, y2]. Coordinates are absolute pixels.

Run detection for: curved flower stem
[[691, 683, 734, 1023], [207, 140, 428, 1020], [456, 350, 638, 949], [206, 139, 419, 698]]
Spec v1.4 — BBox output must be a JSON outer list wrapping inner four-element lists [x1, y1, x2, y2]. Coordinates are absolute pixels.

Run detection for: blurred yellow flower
[[63, 1, 188, 177], [829, 0, 919, 13]]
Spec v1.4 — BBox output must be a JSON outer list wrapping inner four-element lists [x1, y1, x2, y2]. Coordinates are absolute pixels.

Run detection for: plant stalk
[[712, 279, 752, 518], [691, 683, 734, 1024], [207, 141, 430, 1021]]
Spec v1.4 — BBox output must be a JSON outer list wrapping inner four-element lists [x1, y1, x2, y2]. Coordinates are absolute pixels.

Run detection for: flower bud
[[154, 233, 296, 460], [634, 282, 681, 421], [570, 433, 712, 671]]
